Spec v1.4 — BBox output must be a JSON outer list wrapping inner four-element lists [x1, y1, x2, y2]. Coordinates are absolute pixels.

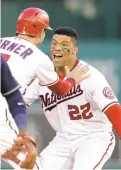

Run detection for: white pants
[[0, 109, 21, 169], [0, 110, 18, 154], [34, 131, 115, 170]]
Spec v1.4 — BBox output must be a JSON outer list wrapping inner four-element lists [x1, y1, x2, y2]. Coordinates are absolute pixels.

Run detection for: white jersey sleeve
[[0, 37, 59, 89], [23, 79, 40, 106], [35, 57, 59, 86], [83, 68, 119, 112]]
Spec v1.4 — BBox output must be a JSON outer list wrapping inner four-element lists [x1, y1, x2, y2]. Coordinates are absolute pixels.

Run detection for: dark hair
[[54, 27, 78, 45]]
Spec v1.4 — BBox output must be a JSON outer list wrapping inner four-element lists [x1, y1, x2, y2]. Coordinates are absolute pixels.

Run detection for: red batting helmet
[[16, 7, 52, 36]]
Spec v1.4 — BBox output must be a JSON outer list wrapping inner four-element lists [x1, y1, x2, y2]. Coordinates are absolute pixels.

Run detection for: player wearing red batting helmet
[[16, 7, 52, 47], [16, 7, 52, 36]]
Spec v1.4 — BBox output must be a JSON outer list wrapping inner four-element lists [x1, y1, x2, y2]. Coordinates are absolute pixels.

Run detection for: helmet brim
[[47, 26, 53, 30]]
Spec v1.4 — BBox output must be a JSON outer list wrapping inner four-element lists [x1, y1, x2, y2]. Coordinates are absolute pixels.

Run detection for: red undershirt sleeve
[[104, 104, 121, 139], [48, 78, 75, 96]]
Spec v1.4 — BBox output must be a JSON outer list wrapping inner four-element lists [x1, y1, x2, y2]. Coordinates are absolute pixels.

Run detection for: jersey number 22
[[68, 103, 93, 120]]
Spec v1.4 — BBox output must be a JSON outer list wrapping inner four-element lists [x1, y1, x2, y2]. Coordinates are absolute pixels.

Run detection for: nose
[[54, 44, 61, 51]]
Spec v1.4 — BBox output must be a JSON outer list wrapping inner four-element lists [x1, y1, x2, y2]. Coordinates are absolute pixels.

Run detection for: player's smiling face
[[51, 34, 77, 68]]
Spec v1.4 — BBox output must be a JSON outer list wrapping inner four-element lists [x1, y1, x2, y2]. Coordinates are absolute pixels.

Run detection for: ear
[[73, 46, 78, 55]]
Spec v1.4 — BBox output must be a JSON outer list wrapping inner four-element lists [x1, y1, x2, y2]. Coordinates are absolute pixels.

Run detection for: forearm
[[48, 78, 75, 95], [5, 89, 27, 131], [104, 104, 121, 139]]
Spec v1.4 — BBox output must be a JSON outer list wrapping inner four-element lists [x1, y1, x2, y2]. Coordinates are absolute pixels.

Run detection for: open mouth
[[54, 54, 63, 59]]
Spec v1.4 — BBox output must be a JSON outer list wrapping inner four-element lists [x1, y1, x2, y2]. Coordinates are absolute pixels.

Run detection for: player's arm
[[104, 104, 121, 140], [23, 78, 40, 107], [1, 54, 27, 131], [89, 74, 121, 139], [36, 62, 89, 96], [48, 78, 75, 96]]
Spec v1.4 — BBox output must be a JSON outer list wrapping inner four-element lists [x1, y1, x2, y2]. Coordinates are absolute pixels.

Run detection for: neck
[[17, 34, 36, 45], [55, 67, 66, 77], [56, 57, 79, 77]]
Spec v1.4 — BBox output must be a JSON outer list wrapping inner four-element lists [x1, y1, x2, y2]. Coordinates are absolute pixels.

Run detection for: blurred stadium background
[[1, 0, 121, 169]]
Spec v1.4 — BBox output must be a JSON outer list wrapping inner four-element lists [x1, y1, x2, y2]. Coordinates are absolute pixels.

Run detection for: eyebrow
[[52, 39, 69, 44], [61, 41, 69, 44]]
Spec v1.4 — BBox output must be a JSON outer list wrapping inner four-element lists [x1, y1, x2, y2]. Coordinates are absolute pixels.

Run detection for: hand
[[2, 132, 38, 169], [65, 64, 90, 85]]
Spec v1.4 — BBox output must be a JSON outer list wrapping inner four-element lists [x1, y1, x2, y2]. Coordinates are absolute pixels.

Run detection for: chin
[[53, 62, 59, 67], [54, 65, 60, 68]]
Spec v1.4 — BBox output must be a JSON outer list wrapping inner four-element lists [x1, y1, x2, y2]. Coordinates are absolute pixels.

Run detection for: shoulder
[[79, 60, 107, 89], [0, 37, 11, 42], [34, 50, 54, 71], [32, 47, 52, 63], [23, 45, 51, 67]]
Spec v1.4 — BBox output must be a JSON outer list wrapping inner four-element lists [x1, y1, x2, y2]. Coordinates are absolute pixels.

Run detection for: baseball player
[[0, 8, 88, 169], [23, 27, 121, 170], [0, 7, 87, 96], [0, 55, 37, 169]]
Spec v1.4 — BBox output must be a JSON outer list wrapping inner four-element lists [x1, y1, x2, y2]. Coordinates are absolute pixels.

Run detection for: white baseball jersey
[[0, 37, 58, 93], [0, 36, 58, 154], [24, 60, 119, 139]]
